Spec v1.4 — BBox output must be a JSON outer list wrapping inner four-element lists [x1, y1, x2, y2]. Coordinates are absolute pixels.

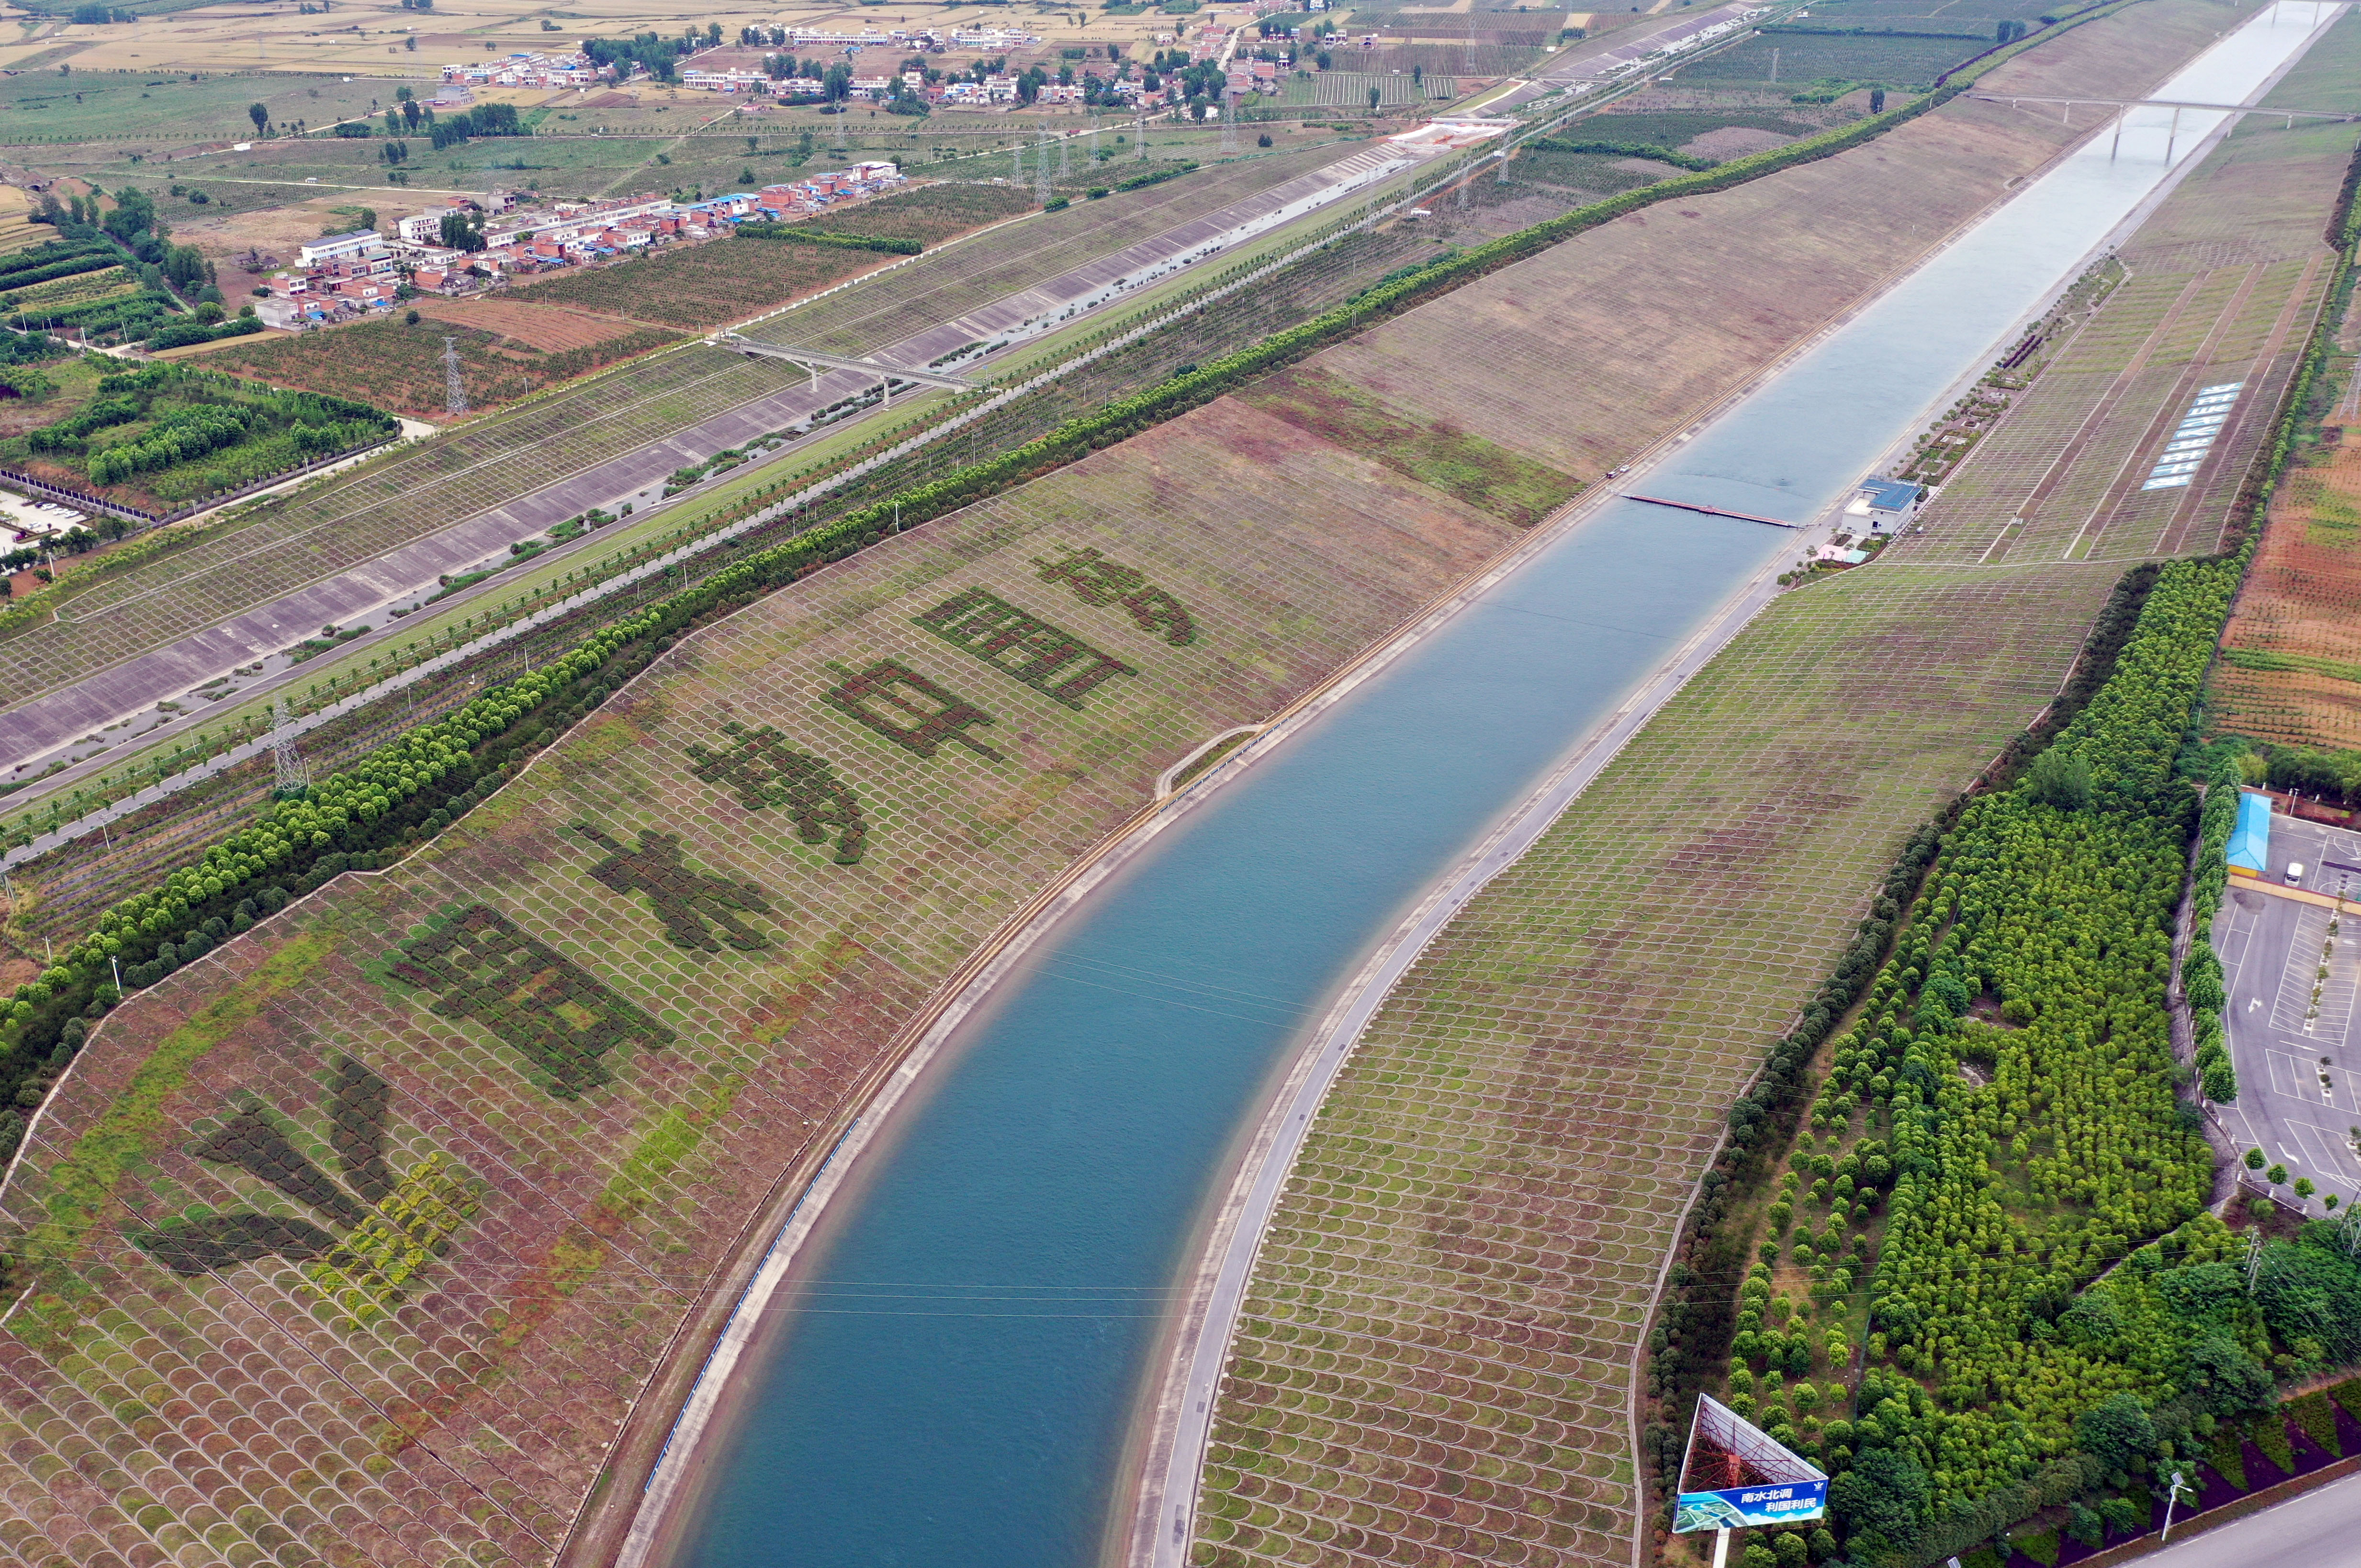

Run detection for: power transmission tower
[[1059, 128, 1071, 179], [1035, 128, 1052, 202], [1012, 140, 1024, 183], [1769, 47, 1780, 84], [1136, 112, 1148, 159], [1220, 90, 1237, 155], [270, 698, 311, 796], [441, 336, 467, 416]]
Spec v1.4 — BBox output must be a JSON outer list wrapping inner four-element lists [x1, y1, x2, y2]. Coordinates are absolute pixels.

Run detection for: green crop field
[[0, 71, 399, 146], [0, 390, 1524, 1567], [1192, 558, 2134, 1567]]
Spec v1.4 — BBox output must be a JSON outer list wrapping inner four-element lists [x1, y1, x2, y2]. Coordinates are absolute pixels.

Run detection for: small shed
[[2227, 790, 2271, 875]]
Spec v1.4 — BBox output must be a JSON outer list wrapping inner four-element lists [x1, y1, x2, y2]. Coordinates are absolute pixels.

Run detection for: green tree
[[1773, 1533, 1808, 1568], [1869, 87, 1886, 113], [248, 101, 269, 134], [2268, 1163, 2288, 1186], [2027, 747, 2092, 810], [1367, 85, 1381, 112], [1830, 1446, 1929, 1550], [2246, 1147, 2267, 1169], [2074, 1392, 2157, 1473]]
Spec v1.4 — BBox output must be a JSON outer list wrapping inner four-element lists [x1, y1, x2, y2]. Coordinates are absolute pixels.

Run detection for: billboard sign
[[1672, 1477, 1829, 1532], [1672, 1394, 1829, 1534]]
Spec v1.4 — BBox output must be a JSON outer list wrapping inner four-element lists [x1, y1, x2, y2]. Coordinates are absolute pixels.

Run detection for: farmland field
[[0, 71, 395, 146], [746, 142, 1352, 358], [1782, 0, 2053, 33], [505, 182, 1034, 330], [203, 311, 685, 416], [1192, 558, 2136, 1568], [1892, 20, 2361, 567], [1680, 31, 1989, 88], [514, 235, 886, 332], [2209, 413, 2361, 752], [0, 392, 1528, 1568]]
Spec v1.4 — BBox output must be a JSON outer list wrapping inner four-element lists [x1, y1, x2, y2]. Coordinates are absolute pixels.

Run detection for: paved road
[[2137, 1467, 2361, 1568], [1481, 2, 1765, 114], [2214, 809, 2361, 1209], [0, 143, 1423, 782]]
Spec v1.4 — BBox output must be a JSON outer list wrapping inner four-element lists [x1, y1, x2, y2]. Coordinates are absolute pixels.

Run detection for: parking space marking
[[2283, 1118, 2361, 1194], [2268, 1048, 2309, 1101], [2318, 929, 2361, 1039], [2271, 905, 2334, 1033]]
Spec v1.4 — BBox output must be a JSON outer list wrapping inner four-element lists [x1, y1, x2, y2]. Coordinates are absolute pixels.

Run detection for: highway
[[2136, 1467, 2361, 1568]]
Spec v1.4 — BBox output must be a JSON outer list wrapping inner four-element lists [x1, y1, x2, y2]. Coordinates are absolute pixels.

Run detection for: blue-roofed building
[[1847, 477, 1924, 532], [2227, 790, 2271, 875]]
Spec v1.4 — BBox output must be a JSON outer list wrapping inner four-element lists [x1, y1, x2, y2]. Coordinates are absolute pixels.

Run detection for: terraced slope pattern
[[0, 406, 1524, 1568]]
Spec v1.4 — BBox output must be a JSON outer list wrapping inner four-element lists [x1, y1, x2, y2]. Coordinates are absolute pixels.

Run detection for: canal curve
[[650, 10, 2338, 1567]]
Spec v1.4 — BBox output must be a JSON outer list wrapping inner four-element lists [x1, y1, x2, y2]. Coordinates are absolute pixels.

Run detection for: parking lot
[[2212, 811, 2361, 1209]]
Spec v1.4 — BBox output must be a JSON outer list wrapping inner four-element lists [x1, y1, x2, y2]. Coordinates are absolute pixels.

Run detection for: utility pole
[[270, 698, 311, 796]]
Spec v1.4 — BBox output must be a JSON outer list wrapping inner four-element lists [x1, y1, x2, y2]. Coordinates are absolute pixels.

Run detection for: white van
[[2286, 861, 2306, 886]]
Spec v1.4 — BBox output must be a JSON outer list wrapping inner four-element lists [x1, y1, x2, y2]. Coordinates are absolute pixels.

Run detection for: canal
[[659, 10, 2337, 1565]]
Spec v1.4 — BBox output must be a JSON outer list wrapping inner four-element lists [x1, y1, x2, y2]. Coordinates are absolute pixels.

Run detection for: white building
[[397, 207, 462, 245], [297, 230, 388, 269]]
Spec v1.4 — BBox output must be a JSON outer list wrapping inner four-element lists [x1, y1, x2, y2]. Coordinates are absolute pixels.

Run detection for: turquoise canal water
[[667, 11, 2334, 1565]]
